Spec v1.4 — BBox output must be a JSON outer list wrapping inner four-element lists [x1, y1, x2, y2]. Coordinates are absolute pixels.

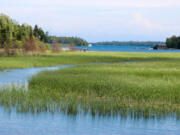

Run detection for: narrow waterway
[[0, 65, 75, 87]]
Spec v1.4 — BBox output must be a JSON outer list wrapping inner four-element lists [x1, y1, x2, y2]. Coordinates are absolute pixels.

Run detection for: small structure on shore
[[153, 45, 168, 50], [88, 44, 92, 47]]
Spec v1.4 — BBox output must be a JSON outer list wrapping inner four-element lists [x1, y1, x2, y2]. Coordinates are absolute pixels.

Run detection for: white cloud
[[132, 13, 163, 31]]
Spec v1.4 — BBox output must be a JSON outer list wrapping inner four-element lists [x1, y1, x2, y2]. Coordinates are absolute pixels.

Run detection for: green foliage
[[48, 36, 89, 46], [0, 14, 14, 47], [0, 14, 35, 48], [44, 43, 51, 50], [0, 14, 49, 55], [166, 35, 180, 49], [0, 13, 89, 55], [33, 25, 48, 42]]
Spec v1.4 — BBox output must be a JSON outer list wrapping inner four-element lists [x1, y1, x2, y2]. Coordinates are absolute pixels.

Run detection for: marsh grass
[[1, 52, 180, 118], [1, 52, 180, 69]]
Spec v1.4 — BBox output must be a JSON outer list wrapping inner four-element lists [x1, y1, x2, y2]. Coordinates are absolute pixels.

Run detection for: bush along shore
[[0, 52, 180, 118], [0, 14, 88, 56]]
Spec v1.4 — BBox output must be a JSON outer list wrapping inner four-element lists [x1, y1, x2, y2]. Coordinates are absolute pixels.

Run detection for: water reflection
[[1, 99, 179, 121], [0, 106, 180, 135]]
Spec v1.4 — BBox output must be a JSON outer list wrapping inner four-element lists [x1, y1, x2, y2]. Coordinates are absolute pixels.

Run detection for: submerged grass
[[1, 52, 180, 118]]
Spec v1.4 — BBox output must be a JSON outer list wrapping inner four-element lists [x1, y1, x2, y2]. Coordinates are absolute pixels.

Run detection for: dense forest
[[166, 36, 180, 49], [0, 13, 89, 55], [92, 41, 165, 46], [48, 36, 89, 46], [0, 14, 47, 46]]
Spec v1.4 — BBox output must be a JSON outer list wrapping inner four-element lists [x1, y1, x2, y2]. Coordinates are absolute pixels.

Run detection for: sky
[[0, 0, 180, 42]]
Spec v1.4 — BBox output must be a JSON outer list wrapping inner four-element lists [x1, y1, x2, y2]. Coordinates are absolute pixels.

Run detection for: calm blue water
[[0, 108, 179, 135], [0, 63, 180, 134], [77, 45, 180, 52]]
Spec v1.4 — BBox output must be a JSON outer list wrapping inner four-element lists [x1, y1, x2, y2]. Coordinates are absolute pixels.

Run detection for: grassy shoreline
[[1, 52, 180, 69], [1, 52, 180, 117]]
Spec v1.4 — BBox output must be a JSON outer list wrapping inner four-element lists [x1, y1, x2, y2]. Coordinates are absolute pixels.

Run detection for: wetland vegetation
[[0, 52, 180, 118]]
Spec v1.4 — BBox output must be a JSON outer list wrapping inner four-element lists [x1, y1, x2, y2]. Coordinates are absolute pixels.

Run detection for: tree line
[[0, 14, 88, 55], [166, 36, 180, 49], [48, 36, 89, 46], [92, 41, 165, 46]]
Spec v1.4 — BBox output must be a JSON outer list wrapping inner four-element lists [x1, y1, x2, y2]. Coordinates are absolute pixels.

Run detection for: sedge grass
[[0, 52, 180, 117]]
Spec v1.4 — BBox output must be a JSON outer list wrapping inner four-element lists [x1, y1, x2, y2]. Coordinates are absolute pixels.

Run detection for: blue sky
[[0, 0, 180, 42]]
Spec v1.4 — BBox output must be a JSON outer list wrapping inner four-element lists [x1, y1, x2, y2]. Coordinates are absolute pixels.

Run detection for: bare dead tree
[[52, 40, 62, 53]]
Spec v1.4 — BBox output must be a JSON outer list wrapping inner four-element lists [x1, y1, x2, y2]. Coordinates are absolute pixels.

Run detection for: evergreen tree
[[166, 36, 180, 49]]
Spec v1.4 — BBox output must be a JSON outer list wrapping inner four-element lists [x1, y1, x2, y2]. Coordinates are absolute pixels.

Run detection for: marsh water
[[0, 63, 180, 134], [0, 65, 74, 87]]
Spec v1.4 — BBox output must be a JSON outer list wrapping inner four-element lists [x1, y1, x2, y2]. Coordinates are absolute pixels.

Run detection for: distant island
[[92, 41, 165, 46], [92, 39, 180, 50]]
